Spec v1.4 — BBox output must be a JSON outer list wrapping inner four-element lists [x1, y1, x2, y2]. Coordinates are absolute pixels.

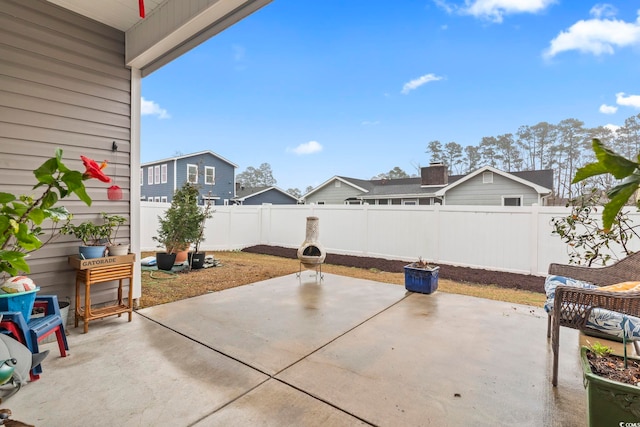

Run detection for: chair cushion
[[544, 275, 597, 313], [545, 275, 640, 340]]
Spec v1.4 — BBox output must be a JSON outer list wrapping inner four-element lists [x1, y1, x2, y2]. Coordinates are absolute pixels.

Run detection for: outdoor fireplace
[[297, 216, 326, 278]]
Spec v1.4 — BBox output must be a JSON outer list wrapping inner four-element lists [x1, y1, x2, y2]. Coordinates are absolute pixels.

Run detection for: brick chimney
[[421, 163, 448, 186]]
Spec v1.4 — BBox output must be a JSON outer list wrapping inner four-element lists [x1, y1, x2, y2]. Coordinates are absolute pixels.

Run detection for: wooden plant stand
[[69, 254, 135, 333]]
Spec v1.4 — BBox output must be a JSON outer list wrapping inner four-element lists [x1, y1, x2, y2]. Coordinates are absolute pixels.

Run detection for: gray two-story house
[[141, 151, 237, 205]]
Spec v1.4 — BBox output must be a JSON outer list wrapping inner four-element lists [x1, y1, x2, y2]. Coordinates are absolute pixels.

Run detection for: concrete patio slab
[[195, 379, 368, 426], [7, 315, 268, 426], [6, 273, 586, 426], [137, 273, 407, 375], [276, 291, 585, 426]]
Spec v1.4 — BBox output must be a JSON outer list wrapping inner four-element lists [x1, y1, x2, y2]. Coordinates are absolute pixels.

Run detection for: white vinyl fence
[[140, 202, 640, 276]]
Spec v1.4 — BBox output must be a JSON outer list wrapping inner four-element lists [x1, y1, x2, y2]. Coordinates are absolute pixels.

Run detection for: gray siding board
[[306, 181, 363, 204], [445, 174, 539, 206], [0, 16, 126, 73], [4, 0, 123, 43], [0, 0, 131, 300], [0, 75, 130, 116], [0, 45, 130, 96]]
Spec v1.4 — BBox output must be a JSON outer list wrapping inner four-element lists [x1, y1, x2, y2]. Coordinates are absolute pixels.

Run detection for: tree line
[[425, 114, 640, 203], [235, 113, 640, 202]]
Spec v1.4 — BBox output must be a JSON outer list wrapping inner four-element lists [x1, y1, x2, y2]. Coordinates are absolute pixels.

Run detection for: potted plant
[[188, 195, 214, 269], [581, 342, 640, 426], [61, 220, 110, 259], [101, 212, 128, 256], [153, 182, 206, 271], [404, 257, 439, 294], [0, 149, 111, 274]]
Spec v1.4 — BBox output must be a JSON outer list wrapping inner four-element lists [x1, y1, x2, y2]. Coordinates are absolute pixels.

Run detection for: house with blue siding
[[141, 151, 238, 205], [232, 186, 300, 205]]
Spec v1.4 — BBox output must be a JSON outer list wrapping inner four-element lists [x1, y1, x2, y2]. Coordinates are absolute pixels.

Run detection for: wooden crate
[[68, 253, 135, 270]]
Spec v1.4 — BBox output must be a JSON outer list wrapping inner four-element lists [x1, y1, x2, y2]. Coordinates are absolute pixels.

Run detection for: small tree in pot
[[153, 182, 206, 270], [189, 195, 214, 269]]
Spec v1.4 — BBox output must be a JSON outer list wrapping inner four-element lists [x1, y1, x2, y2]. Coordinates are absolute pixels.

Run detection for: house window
[[345, 200, 361, 205], [317, 201, 325, 205], [205, 166, 215, 185], [503, 196, 522, 206], [483, 172, 493, 184], [161, 164, 167, 183], [161, 196, 168, 203], [223, 199, 229, 206], [402, 200, 418, 205], [147, 167, 153, 185], [140, 169, 143, 186], [154, 165, 160, 184], [154, 197, 160, 202], [187, 164, 198, 184]]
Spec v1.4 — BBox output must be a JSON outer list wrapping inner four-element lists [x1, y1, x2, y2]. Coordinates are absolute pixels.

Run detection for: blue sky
[[141, 0, 640, 192]]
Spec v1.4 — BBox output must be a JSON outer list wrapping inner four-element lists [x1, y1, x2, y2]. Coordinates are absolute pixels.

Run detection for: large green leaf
[[593, 139, 639, 179], [33, 157, 58, 185], [603, 181, 640, 230], [0, 250, 30, 275], [0, 193, 15, 204], [573, 162, 610, 183]]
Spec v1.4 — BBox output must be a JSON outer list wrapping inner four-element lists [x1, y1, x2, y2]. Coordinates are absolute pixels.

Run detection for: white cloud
[[599, 104, 618, 114], [590, 3, 617, 19], [604, 123, 620, 133], [361, 120, 380, 126], [401, 73, 443, 94], [435, 0, 556, 23], [543, 8, 640, 58], [288, 141, 323, 155], [616, 92, 640, 108], [141, 97, 170, 119]]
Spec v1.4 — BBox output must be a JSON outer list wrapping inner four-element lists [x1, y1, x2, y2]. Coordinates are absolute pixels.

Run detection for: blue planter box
[[404, 264, 439, 294]]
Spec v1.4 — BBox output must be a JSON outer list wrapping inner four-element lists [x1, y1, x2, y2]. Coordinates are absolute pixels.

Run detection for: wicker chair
[[547, 251, 640, 386]]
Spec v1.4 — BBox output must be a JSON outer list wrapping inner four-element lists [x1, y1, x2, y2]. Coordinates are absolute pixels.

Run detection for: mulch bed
[[242, 245, 545, 294]]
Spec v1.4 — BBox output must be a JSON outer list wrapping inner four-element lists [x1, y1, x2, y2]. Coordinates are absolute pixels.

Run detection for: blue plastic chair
[[0, 295, 69, 379]]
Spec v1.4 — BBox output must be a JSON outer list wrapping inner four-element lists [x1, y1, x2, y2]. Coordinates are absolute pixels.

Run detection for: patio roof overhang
[[47, 0, 272, 76]]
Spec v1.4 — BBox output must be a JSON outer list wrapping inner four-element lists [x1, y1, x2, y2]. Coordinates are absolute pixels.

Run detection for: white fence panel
[[139, 203, 640, 276]]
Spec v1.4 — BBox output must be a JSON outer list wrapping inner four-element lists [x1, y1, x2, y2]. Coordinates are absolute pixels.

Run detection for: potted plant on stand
[[102, 212, 128, 256], [60, 220, 110, 259], [153, 182, 206, 271], [404, 257, 439, 294]]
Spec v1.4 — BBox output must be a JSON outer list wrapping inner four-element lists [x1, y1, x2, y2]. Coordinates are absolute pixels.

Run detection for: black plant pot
[[189, 252, 206, 269], [156, 252, 177, 271]]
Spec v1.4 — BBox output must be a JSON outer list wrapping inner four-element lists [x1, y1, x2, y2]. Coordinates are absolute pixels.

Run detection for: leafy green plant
[[101, 212, 127, 245], [0, 149, 110, 276], [153, 182, 207, 254], [61, 221, 110, 246], [551, 190, 640, 266], [574, 138, 640, 231], [589, 341, 613, 358]]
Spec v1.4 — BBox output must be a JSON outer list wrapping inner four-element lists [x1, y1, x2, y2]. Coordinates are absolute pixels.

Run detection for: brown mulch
[[241, 245, 545, 294], [587, 350, 640, 385]]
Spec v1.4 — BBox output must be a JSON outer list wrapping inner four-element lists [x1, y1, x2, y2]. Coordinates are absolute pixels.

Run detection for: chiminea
[[297, 216, 326, 272]]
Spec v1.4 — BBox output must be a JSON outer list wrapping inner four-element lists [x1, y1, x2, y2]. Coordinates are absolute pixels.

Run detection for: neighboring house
[[303, 164, 553, 206], [232, 186, 300, 205], [141, 151, 238, 206]]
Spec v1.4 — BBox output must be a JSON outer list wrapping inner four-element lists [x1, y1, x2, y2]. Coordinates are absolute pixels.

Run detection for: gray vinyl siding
[[444, 173, 540, 206], [0, 0, 131, 300], [305, 181, 364, 204], [243, 190, 297, 205]]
